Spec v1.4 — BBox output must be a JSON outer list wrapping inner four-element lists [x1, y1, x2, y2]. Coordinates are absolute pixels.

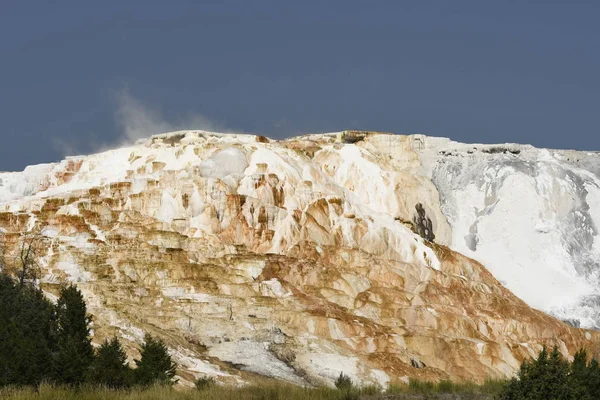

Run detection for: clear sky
[[1, 0, 599, 171]]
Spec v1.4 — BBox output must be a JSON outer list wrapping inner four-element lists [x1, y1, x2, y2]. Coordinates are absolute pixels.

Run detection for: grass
[[0, 379, 507, 400], [0, 384, 351, 400], [388, 378, 507, 398]]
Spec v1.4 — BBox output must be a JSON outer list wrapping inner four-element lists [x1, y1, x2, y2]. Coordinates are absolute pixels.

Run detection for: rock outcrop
[[417, 136, 600, 329], [0, 130, 597, 387]]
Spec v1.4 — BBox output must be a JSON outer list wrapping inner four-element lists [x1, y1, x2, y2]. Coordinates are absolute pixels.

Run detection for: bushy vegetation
[[498, 346, 600, 400], [0, 272, 176, 389], [334, 372, 353, 390], [194, 376, 215, 391]]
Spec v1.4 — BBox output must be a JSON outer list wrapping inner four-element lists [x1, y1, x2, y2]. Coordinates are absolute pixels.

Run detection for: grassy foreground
[[0, 380, 506, 400]]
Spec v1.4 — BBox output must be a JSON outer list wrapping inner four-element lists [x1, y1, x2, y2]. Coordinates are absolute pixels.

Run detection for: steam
[[115, 89, 231, 144], [115, 90, 174, 142], [51, 137, 83, 159], [53, 89, 233, 157]]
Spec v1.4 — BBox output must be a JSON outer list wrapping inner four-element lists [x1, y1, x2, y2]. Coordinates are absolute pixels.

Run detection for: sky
[[1, 0, 599, 171]]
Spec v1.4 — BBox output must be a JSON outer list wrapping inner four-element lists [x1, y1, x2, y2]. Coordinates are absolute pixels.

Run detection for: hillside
[[0, 130, 597, 387]]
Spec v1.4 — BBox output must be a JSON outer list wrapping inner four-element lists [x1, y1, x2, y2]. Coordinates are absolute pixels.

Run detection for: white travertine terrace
[[0, 130, 598, 386]]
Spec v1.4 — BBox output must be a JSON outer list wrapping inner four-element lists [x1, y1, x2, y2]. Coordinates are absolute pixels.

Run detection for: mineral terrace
[[0, 130, 598, 387]]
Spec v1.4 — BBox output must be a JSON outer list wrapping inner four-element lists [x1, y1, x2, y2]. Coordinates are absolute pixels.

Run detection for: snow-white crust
[[0, 130, 451, 386], [418, 136, 600, 328], [2, 129, 600, 339], [0, 130, 441, 276]]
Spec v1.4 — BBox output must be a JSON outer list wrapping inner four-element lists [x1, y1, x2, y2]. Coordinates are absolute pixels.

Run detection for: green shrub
[[194, 376, 215, 391], [334, 372, 353, 391]]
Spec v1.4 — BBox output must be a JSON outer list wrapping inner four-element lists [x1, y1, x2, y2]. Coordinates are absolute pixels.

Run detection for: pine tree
[[0, 273, 56, 387], [498, 376, 524, 400], [514, 346, 550, 399], [586, 358, 600, 398], [499, 346, 597, 400], [88, 337, 132, 388], [570, 348, 591, 400], [54, 285, 94, 385], [545, 346, 573, 399], [0, 275, 23, 387], [134, 334, 177, 386]]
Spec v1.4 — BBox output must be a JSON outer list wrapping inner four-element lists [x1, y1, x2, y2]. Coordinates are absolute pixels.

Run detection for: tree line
[[0, 272, 176, 389], [499, 346, 600, 400]]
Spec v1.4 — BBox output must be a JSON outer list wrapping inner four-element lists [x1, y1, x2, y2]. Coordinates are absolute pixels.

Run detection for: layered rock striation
[[0, 130, 597, 387]]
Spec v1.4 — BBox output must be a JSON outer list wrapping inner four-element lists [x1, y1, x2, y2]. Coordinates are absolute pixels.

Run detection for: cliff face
[[417, 136, 600, 329], [0, 130, 597, 387]]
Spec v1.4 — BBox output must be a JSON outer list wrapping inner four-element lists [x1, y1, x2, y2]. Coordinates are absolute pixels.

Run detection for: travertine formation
[[0, 130, 597, 387], [419, 137, 600, 329]]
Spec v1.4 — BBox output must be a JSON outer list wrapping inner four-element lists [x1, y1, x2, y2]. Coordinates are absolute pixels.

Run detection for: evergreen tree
[[586, 358, 600, 398], [570, 348, 591, 400], [498, 377, 523, 400], [0, 275, 23, 387], [89, 337, 132, 388], [0, 273, 56, 387], [54, 285, 94, 386], [513, 346, 550, 399], [545, 346, 574, 399], [498, 346, 599, 400], [134, 334, 177, 386]]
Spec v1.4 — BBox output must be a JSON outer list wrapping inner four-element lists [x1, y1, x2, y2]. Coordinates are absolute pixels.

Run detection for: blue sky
[[1, 0, 599, 171]]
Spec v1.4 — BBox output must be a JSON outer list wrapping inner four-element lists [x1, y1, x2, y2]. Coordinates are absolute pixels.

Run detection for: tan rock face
[[0, 130, 597, 387]]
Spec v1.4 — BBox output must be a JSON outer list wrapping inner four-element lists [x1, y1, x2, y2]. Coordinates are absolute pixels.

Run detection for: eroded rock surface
[[417, 136, 600, 329], [0, 130, 597, 387]]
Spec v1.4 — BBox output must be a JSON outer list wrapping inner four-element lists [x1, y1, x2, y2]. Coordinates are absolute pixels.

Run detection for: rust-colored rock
[[0, 130, 597, 388]]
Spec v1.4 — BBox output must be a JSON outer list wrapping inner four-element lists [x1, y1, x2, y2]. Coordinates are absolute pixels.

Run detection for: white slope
[[418, 136, 600, 328], [0, 130, 441, 276], [2, 129, 600, 331]]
